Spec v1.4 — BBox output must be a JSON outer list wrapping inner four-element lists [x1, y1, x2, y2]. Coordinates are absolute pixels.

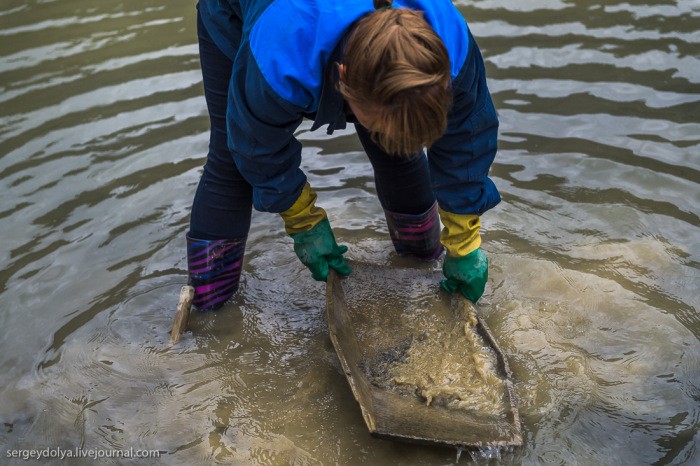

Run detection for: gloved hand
[[280, 183, 351, 281], [438, 208, 488, 303], [291, 219, 351, 281], [441, 248, 488, 303]]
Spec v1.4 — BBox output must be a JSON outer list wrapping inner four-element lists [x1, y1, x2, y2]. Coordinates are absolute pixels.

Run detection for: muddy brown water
[[1, 0, 698, 464]]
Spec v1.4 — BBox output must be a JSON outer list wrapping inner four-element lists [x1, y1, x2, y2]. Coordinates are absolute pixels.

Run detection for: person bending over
[[187, 0, 500, 310]]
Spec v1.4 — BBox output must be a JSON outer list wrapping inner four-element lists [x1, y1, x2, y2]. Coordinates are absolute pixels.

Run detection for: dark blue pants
[[190, 12, 436, 240]]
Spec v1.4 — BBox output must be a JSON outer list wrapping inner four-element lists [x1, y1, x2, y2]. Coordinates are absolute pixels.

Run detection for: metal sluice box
[[325, 262, 522, 449]]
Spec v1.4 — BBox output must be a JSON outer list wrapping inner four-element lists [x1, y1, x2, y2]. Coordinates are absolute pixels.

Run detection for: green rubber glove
[[440, 248, 488, 303], [290, 218, 352, 281]]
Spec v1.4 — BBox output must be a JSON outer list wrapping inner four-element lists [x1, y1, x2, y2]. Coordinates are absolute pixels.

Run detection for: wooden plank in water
[[170, 285, 194, 345]]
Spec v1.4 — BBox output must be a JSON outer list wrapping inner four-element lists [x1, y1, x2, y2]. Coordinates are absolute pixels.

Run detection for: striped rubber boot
[[186, 234, 246, 311], [384, 202, 444, 261]]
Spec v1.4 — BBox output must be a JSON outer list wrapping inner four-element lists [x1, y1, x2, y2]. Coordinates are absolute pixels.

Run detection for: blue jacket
[[198, 0, 500, 216]]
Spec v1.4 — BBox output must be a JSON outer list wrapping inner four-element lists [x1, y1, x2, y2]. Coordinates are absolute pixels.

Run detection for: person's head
[[337, 0, 452, 156]]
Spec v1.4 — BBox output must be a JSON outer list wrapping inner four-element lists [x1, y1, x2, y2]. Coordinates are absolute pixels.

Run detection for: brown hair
[[338, 0, 452, 155]]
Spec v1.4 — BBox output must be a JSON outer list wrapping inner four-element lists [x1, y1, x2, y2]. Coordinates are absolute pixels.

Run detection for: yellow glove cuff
[[438, 208, 482, 257], [280, 182, 327, 234]]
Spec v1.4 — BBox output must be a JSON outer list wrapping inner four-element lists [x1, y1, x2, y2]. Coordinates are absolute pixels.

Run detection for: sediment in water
[[362, 305, 508, 417]]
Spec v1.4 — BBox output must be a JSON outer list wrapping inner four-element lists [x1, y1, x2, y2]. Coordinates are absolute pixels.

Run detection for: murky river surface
[[1, 0, 698, 464]]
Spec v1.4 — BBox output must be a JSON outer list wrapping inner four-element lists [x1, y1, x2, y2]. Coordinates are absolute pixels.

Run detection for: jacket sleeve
[[427, 34, 501, 216], [226, 45, 308, 213]]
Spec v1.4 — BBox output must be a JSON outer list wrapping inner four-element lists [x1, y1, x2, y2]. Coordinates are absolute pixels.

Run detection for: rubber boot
[[384, 202, 444, 261], [186, 233, 246, 311]]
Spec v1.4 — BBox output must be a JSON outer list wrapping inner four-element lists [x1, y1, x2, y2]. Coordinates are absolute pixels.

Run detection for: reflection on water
[[1, 0, 698, 464]]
